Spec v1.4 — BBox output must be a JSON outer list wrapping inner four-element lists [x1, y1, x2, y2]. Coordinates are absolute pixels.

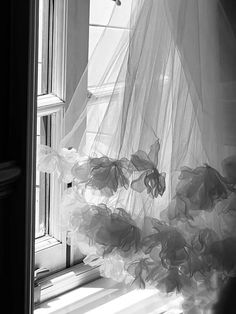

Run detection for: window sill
[[34, 277, 183, 314], [35, 235, 61, 252], [34, 263, 100, 305]]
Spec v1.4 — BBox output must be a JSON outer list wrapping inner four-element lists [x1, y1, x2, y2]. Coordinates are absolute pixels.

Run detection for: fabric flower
[[127, 258, 194, 293], [187, 229, 220, 277], [80, 204, 141, 255], [189, 229, 236, 276], [169, 165, 230, 220], [141, 219, 188, 268], [99, 251, 133, 283], [37, 145, 78, 183], [191, 228, 219, 254], [156, 268, 194, 294], [72, 156, 131, 196], [61, 187, 90, 232], [130, 140, 166, 198], [127, 258, 154, 289], [180, 229, 216, 279]]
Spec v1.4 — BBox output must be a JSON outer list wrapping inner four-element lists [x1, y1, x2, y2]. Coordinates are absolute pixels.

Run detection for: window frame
[[35, 0, 68, 275], [34, 0, 133, 305], [35, 94, 67, 274], [34, 0, 97, 305]]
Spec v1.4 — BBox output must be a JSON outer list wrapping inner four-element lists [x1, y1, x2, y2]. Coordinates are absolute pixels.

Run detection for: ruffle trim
[[38, 139, 166, 198], [62, 188, 236, 311], [38, 141, 236, 312]]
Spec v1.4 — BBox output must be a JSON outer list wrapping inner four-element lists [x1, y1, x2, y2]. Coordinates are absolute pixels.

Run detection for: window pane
[[108, 0, 133, 28], [88, 26, 104, 59], [37, 0, 50, 95], [88, 26, 129, 87], [35, 115, 51, 238], [90, 0, 132, 28], [89, 0, 114, 25]]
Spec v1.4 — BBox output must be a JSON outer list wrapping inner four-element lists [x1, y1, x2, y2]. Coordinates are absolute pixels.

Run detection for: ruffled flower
[[127, 258, 154, 289], [141, 219, 188, 268], [177, 229, 219, 281], [187, 228, 236, 278], [72, 156, 131, 196], [127, 257, 195, 294], [155, 268, 195, 294], [38, 140, 236, 310], [79, 204, 141, 255], [168, 165, 229, 220], [37, 145, 79, 183], [61, 187, 90, 232], [130, 140, 166, 198], [100, 251, 134, 283]]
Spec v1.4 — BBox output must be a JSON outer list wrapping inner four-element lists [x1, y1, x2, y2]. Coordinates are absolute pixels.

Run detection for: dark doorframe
[[1, 1, 38, 313]]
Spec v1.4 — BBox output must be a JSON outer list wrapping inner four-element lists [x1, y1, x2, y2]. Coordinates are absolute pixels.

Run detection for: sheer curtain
[[38, 1, 236, 313]]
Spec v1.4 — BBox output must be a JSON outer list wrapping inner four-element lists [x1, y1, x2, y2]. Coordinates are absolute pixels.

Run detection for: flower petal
[[131, 172, 147, 193], [131, 151, 153, 171], [72, 161, 90, 182], [37, 144, 58, 173], [148, 139, 160, 167]]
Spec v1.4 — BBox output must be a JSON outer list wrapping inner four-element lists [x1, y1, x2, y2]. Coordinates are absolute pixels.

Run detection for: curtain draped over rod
[[38, 0, 236, 313]]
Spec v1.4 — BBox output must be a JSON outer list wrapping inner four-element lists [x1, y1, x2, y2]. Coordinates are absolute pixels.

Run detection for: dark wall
[[1, 1, 37, 313]]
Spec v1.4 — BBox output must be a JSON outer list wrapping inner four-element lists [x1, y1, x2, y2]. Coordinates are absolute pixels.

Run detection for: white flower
[[37, 145, 79, 183]]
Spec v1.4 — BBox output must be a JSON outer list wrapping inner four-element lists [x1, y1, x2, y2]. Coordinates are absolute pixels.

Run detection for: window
[[88, 0, 132, 88], [86, 0, 132, 153], [34, 0, 132, 305], [34, 1, 93, 303], [35, 0, 67, 279]]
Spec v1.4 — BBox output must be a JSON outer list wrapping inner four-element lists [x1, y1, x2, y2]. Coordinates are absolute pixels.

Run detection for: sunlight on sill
[[34, 278, 183, 314]]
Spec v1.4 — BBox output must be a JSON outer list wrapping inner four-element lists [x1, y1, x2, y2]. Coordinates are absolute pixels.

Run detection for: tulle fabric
[[38, 0, 236, 313]]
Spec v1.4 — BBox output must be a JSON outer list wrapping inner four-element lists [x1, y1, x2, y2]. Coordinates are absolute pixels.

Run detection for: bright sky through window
[[88, 0, 132, 87]]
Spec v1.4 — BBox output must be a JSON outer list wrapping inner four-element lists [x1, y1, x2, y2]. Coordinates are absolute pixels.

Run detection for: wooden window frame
[[34, 0, 100, 306]]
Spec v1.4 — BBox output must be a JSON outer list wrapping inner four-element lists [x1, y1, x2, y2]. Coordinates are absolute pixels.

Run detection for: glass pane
[[37, 0, 49, 95], [37, 63, 42, 96], [90, 0, 132, 28], [88, 26, 129, 87], [89, 0, 114, 26], [35, 115, 51, 238], [108, 0, 133, 28], [88, 26, 104, 59]]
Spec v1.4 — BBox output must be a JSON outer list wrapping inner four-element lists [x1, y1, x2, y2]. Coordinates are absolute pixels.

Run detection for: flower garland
[[38, 141, 236, 312]]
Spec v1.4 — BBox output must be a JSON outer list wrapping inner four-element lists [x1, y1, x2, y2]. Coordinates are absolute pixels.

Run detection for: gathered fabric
[[38, 0, 236, 313]]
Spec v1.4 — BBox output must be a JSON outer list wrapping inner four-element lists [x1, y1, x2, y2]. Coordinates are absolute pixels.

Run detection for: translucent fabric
[[38, 0, 236, 313]]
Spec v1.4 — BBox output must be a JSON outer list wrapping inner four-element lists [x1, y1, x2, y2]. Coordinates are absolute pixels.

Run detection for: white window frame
[[35, 94, 66, 274], [34, 0, 99, 305]]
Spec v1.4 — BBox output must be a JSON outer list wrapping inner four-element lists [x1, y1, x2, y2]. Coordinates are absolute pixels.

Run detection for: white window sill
[[34, 277, 183, 314]]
